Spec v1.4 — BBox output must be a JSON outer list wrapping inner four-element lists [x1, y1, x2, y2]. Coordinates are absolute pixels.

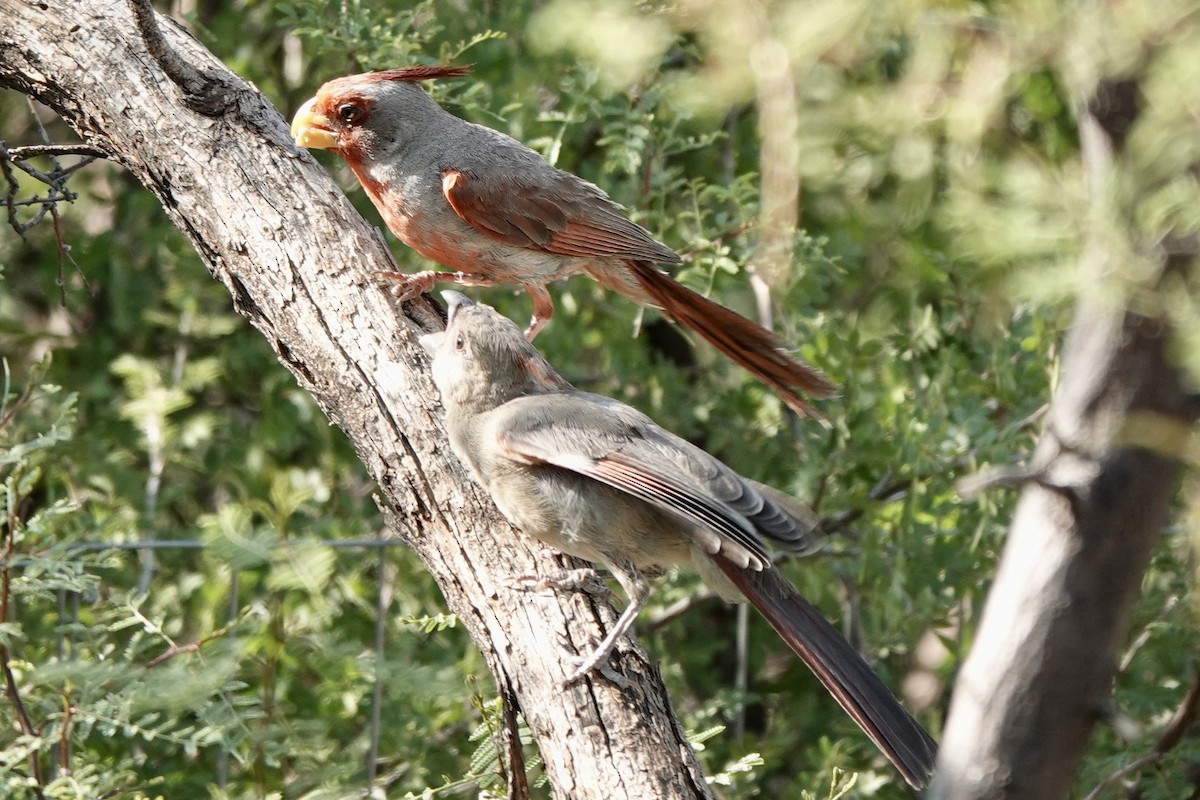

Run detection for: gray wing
[[490, 392, 815, 559]]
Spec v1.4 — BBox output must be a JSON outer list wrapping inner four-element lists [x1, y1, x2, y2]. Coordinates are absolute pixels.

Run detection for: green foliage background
[[2, 0, 1199, 797]]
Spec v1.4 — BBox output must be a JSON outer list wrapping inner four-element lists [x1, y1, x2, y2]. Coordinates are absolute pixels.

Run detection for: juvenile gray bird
[[293, 64, 835, 418], [419, 291, 937, 789]]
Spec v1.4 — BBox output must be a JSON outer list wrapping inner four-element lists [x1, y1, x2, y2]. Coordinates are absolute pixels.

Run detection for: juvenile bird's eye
[[336, 103, 362, 125], [454, 334, 466, 351]]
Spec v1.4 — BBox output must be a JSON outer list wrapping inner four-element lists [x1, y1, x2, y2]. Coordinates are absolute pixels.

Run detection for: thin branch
[[1082, 752, 1163, 800], [0, 139, 86, 237], [955, 463, 1046, 499], [0, 366, 39, 431], [1081, 655, 1200, 800], [642, 590, 719, 631], [6, 144, 108, 160], [0, 131, 98, 300], [58, 692, 71, 772], [499, 677, 531, 800], [144, 622, 235, 668], [1156, 653, 1200, 752], [49, 198, 82, 302], [1119, 594, 1180, 672], [818, 472, 911, 536], [1, 142, 22, 235], [1, 645, 45, 797], [0, 466, 43, 795], [24, 97, 77, 300]]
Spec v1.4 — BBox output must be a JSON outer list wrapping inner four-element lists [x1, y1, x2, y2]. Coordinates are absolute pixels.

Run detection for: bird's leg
[[375, 270, 497, 301], [522, 283, 555, 341], [561, 559, 649, 687]]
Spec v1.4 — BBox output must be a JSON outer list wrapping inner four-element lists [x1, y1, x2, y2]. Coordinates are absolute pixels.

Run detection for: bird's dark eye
[[454, 334, 466, 352], [336, 103, 363, 125]]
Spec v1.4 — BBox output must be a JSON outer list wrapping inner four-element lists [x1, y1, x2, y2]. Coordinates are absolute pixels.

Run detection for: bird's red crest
[[366, 64, 473, 84]]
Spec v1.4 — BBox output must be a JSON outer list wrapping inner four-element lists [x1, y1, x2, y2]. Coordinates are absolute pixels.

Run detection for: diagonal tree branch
[[0, 1, 711, 797]]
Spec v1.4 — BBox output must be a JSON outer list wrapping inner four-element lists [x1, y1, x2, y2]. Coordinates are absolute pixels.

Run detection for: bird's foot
[[508, 568, 607, 596], [521, 283, 554, 341], [523, 316, 548, 341], [559, 641, 629, 689], [374, 270, 437, 301]]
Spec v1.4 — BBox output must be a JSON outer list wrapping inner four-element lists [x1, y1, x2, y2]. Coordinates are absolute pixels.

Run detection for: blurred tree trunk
[[0, 1, 712, 797], [932, 80, 1200, 799]]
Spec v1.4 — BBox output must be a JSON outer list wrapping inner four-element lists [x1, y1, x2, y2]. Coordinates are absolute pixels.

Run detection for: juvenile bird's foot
[[508, 568, 608, 596], [560, 646, 628, 689], [507, 569, 631, 688]]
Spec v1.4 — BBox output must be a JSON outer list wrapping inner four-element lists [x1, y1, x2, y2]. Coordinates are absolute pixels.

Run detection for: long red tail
[[624, 260, 836, 419], [709, 552, 938, 789]]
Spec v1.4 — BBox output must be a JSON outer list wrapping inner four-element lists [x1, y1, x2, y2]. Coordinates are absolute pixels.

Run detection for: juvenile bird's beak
[[442, 291, 475, 326], [291, 98, 337, 149]]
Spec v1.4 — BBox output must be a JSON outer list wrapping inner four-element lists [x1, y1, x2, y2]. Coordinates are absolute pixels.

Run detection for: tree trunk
[[930, 81, 1200, 799], [0, 1, 712, 797]]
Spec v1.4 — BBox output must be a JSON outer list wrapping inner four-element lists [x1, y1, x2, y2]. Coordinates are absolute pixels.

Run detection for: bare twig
[[144, 621, 234, 668], [1119, 594, 1180, 672], [643, 590, 719, 631], [6, 144, 108, 160], [0, 138, 98, 237], [24, 98, 85, 300], [818, 472, 911, 536], [58, 692, 71, 771], [1082, 654, 1200, 800], [1, 125, 103, 303], [499, 677, 531, 800], [0, 459, 44, 796], [0, 643, 44, 797], [1156, 654, 1200, 752], [1081, 752, 1162, 800], [1, 145, 24, 235], [0, 367, 39, 431], [954, 463, 1046, 500]]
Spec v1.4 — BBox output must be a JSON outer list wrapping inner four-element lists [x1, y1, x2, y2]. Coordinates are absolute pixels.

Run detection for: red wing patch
[[442, 169, 678, 263]]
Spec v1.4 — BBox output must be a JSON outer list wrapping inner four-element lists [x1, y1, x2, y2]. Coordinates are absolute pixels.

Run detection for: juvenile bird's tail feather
[[709, 552, 938, 789], [624, 260, 835, 419]]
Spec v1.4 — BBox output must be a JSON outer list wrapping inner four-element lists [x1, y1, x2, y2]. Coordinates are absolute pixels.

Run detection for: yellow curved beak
[[291, 98, 337, 149]]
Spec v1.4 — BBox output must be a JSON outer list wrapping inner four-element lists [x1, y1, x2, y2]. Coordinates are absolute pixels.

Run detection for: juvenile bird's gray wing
[[490, 393, 815, 560]]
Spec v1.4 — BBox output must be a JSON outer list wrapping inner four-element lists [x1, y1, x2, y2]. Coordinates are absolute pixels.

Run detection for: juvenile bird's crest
[[366, 64, 473, 84]]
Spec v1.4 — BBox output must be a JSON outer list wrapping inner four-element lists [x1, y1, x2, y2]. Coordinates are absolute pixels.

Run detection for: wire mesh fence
[[38, 535, 415, 795]]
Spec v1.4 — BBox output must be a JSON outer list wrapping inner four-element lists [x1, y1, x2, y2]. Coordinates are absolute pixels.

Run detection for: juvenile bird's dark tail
[[623, 260, 836, 419], [709, 551, 938, 789]]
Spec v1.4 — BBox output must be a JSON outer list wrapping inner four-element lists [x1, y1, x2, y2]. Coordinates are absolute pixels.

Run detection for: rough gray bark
[[0, 1, 712, 797], [931, 81, 1200, 799]]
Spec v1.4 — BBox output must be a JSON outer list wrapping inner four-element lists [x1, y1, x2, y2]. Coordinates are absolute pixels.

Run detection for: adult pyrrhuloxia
[[292, 65, 835, 418], [419, 291, 937, 788]]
